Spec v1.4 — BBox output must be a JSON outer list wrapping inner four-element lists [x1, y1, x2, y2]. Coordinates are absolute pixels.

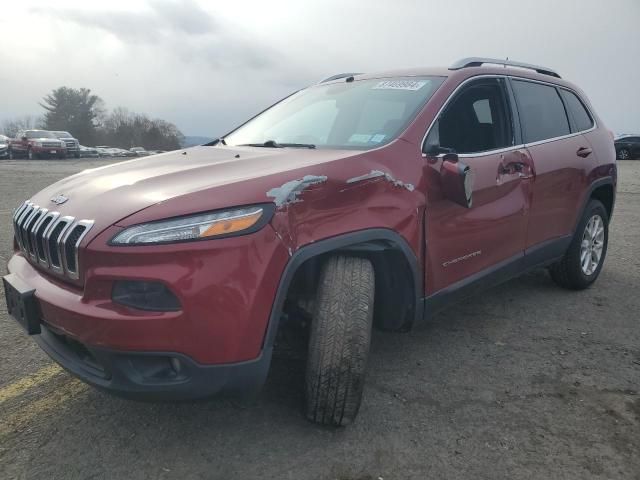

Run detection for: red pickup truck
[[8, 130, 67, 160]]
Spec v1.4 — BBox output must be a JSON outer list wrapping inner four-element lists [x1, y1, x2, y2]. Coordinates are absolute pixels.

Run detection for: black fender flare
[[261, 228, 424, 353], [573, 176, 616, 232]]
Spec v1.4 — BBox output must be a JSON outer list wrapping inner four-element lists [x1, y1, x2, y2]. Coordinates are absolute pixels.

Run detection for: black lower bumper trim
[[35, 325, 272, 401]]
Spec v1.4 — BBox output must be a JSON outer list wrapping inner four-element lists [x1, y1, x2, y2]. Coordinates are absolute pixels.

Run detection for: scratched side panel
[[268, 140, 425, 261]]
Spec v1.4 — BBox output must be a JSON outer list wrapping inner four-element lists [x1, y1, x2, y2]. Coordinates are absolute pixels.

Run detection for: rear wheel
[[550, 199, 609, 289], [617, 148, 630, 160], [305, 256, 375, 426]]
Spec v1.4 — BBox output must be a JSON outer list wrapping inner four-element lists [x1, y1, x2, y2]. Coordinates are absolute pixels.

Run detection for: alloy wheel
[[580, 214, 605, 276]]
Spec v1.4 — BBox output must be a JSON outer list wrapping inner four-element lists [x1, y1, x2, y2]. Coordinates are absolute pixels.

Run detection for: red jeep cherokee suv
[[4, 58, 616, 426]]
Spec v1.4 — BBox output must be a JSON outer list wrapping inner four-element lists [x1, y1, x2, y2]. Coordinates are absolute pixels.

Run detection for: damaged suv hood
[[27, 145, 359, 231]]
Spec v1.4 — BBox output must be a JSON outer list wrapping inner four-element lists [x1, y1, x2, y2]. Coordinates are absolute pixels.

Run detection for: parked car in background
[[130, 146, 150, 156], [614, 135, 640, 160], [0, 134, 9, 159], [94, 146, 134, 157], [8, 130, 66, 159], [52, 131, 81, 158], [79, 145, 100, 158], [95, 146, 113, 157]]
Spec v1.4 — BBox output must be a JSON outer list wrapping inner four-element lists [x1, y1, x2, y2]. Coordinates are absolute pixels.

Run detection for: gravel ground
[[0, 158, 638, 480]]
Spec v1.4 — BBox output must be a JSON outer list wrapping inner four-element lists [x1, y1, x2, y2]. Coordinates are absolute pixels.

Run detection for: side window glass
[[560, 89, 594, 132], [427, 79, 512, 154], [472, 99, 492, 124], [512, 80, 570, 143]]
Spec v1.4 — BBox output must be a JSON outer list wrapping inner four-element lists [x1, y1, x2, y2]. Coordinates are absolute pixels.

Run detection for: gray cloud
[[29, 0, 277, 71], [3, 0, 640, 138]]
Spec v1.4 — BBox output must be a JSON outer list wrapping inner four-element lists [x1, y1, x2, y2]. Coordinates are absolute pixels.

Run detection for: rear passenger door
[[511, 79, 592, 248]]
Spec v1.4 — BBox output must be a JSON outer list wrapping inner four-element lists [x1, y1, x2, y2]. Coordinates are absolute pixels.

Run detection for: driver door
[[423, 77, 533, 295]]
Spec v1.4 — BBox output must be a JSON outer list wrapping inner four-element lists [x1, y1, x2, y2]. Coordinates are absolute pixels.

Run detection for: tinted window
[[25, 130, 57, 139], [512, 80, 570, 143], [560, 89, 593, 132], [425, 78, 512, 154]]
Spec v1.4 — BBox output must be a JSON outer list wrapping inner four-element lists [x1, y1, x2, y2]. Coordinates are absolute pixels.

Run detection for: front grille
[[64, 141, 76, 148], [12, 201, 94, 281], [42, 142, 61, 148]]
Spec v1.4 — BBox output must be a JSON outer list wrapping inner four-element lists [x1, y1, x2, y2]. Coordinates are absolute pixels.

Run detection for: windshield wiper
[[280, 142, 316, 149], [204, 137, 226, 146], [238, 140, 316, 149]]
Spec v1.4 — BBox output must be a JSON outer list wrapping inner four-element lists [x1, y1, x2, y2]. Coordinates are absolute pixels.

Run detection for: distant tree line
[[1, 87, 184, 151]]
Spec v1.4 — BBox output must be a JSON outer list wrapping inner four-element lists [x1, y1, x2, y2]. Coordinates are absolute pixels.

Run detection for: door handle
[[499, 161, 532, 178], [577, 147, 592, 158], [499, 161, 523, 174]]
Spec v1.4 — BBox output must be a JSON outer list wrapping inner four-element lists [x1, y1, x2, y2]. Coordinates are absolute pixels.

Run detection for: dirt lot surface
[[0, 158, 639, 479]]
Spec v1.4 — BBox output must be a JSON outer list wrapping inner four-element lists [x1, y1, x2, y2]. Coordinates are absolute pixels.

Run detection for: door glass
[[426, 79, 512, 154], [512, 80, 570, 143], [559, 89, 594, 132]]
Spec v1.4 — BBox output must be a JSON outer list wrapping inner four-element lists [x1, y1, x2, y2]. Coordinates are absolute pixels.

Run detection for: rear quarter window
[[512, 80, 570, 143], [560, 89, 594, 132]]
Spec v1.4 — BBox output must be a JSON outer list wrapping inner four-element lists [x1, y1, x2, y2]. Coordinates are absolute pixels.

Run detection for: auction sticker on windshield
[[372, 80, 428, 91]]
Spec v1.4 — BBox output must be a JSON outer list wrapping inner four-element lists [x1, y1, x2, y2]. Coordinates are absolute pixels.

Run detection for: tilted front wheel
[[550, 199, 609, 290], [305, 256, 375, 426]]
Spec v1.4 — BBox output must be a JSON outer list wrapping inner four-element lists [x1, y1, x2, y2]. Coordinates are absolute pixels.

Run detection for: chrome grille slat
[[11, 201, 94, 281], [12, 203, 30, 249], [26, 208, 44, 258], [20, 206, 39, 253]]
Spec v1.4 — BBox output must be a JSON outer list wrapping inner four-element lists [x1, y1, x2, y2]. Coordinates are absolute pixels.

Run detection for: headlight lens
[[34, 141, 42, 147], [110, 205, 271, 245]]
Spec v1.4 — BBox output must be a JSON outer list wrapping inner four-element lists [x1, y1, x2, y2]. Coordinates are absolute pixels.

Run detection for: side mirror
[[440, 154, 474, 208], [423, 143, 456, 157], [21, 136, 28, 142]]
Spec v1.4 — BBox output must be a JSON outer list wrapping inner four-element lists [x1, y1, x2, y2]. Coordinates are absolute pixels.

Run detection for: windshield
[[224, 77, 444, 150], [26, 130, 57, 139], [54, 131, 72, 137]]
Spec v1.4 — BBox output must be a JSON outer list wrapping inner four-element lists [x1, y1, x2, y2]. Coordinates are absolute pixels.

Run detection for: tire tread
[[306, 256, 374, 426]]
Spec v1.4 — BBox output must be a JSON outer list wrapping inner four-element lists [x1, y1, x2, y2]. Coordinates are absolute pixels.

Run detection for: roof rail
[[319, 72, 362, 83], [449, 57, 561, 78]]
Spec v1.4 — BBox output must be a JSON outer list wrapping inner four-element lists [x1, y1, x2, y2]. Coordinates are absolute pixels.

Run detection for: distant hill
[[182, 135, 214, 147]]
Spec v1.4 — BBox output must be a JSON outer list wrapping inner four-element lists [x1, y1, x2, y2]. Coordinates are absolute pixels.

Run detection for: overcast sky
[[1, 0, 638, 137]]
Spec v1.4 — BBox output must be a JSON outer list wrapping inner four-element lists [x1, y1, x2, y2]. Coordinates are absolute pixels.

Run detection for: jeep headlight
[[110, 205, 272, 245]]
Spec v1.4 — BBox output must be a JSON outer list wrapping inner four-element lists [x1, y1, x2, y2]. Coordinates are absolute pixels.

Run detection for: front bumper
[[32, 146, 66, 156], [6, 224, 290, 398], [36, 323, 271, 400]]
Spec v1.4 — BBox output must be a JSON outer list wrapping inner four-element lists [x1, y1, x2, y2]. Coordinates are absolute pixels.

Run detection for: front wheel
[[617, 148, 630, 160], [550, 199, 609, 290], [305, 256, 375, 426]]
